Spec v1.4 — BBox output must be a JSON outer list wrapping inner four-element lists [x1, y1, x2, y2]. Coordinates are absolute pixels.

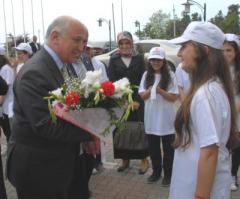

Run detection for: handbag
[[113, 121, 148, 151]]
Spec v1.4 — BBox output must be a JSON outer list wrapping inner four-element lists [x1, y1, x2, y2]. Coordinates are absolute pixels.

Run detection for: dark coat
[[108, 53, 145, 121], [29, 42, 41, 54], [7, 48, 91, 198]]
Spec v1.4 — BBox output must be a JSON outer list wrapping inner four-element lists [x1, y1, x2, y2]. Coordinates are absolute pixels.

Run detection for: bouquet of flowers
[[44, 70, 134, 140]]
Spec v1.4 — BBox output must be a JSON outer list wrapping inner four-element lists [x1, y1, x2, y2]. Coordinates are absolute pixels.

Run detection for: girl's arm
[[195, 144, 218, 199], [156, 85, 178, 102], [139, 86, 152, 101], [178, 86, 187, 102]]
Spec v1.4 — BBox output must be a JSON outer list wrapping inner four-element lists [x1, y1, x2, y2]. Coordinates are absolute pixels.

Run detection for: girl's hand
[[156, 85, 163, 95]]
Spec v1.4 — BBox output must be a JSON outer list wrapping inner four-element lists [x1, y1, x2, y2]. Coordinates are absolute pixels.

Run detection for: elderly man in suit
[[29, 35, 41, 54], [7, 16, 91, 199]]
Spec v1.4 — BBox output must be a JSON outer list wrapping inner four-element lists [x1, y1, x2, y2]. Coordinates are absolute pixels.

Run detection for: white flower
[[50, 88, 63, 97], [81, 70, 101, 87], [113, 78, 131, 98]]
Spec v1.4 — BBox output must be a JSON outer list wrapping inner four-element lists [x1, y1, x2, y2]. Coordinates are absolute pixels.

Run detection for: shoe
[[161, 177, 171, 187], [95, 163, 103, 172], [92, 168, 98, 175], [231, 176, 238, 191], [147, 172, 161, 183], [138, 158, 149, 174], [117, 160, 130, 172]]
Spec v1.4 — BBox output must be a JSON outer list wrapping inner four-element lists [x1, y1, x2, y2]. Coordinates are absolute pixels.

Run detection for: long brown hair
[[174, 41, 236, 150], [144, 59, 171, 90]]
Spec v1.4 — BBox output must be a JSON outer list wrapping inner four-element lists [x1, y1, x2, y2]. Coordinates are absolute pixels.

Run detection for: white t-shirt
[[169, 80, 231, 199], [175, 63, 190, 92], [138, 71, 178, 136], [92, 57, 108, 82], [16, 63, 24, 74], [0, 64, 14, 116]]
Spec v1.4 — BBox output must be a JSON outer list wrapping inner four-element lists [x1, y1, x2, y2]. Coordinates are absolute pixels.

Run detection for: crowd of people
[[0, 15, 239, 199]]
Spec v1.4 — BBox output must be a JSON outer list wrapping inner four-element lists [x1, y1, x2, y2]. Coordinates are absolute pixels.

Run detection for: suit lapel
[[40, 49, 64, 86]]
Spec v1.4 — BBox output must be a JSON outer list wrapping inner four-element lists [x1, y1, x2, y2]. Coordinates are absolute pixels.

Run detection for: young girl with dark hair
[[139, 47, 178, 184], [169, 22, 236, 199], [223, 33, 240, 191]]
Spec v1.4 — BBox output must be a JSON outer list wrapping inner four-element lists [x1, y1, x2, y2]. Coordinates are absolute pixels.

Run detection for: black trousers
[[231, 146, 240, 176], [68, 153, 95, 199], [0, 114, 11, 142], [147, 134, 174, 178], [0, 143, 7, 199]]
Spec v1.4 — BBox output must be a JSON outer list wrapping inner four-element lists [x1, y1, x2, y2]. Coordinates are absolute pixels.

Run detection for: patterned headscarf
[[117, 31, 136, 57]]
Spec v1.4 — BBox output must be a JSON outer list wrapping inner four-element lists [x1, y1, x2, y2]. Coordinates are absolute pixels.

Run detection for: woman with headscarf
[[108, 31, 149, 174]]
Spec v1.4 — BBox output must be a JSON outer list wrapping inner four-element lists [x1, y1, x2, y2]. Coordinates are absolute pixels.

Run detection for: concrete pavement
[[2, 132, 240, 199]]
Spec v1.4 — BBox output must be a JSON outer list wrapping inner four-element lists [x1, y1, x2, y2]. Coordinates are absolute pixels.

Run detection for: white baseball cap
[[15, 43, 32, 55], [86, 42, 93, 48], [225, 33, 240, 48], [148, 47, 165, 60], [170, 21, 225, 49], [0, 46, 5, 55]]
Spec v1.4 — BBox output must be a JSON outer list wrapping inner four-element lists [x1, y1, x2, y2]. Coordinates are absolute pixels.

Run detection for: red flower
[[64, 91, 80, 107], [100, 81, 115, 96]]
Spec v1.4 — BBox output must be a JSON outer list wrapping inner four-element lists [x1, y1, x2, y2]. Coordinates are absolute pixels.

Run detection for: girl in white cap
[[223, 33, 240, 191], [139, 47, 178, 184], [169, 21, 235, 199]]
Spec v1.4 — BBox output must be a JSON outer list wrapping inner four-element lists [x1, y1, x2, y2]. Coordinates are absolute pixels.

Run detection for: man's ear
[[50, 31, 61, 44]]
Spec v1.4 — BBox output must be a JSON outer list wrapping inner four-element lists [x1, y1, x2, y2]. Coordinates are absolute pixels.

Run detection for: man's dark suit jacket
[[7, 48, 91, 198], [29, 42, 41, 54]]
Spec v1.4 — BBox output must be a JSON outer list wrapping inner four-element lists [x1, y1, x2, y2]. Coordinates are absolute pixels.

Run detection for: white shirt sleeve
[[92, 58, 109, 82], [191, 88, 220, 147], [0, 65, 14, 85], [167, 72, 179, 94]]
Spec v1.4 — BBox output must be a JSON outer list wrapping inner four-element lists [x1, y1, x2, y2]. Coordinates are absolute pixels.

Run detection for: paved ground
[[2, 132, 240, 199]]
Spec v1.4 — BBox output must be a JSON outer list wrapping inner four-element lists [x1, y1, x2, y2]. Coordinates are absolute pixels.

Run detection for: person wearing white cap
[[14, 42, 32, 73], [169, 21, 235, 199], [139, 47, 178, 185], [85, 43, 108, 82], [223, 33, 240, 191]]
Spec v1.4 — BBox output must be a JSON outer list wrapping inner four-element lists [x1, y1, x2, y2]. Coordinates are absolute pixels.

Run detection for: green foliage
[[143, 10, 171, 39], [210, 4, 240, 34], [140, 4, 240, 40]]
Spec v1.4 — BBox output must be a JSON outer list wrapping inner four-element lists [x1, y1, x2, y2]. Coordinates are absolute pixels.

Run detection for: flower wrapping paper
[[53, 103, 124, 142]]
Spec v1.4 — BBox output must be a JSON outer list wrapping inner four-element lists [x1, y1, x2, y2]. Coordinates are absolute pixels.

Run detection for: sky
[[0, 0, 239, 44]]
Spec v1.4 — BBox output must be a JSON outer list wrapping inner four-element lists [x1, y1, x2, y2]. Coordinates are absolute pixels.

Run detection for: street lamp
[[135, 20, 141, 40], [97, 18, 112, 51], [182, 0, 206, 21]]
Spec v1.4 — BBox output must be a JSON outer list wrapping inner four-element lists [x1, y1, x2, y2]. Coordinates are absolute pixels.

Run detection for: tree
[[224, 4, 240, 33], [210, 11, 225, 30], [210, 4, 240, 34], [143, 10, 170, 39]]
